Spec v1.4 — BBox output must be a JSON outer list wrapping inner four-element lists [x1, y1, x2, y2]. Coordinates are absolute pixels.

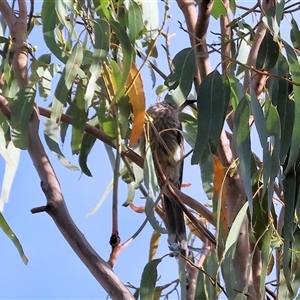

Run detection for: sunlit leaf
[[52, 42, 83, 120], [0, 142, 20, 212], [225, 201, 249, 253], [127, 0, 144, 43], [110, 21, 134, 101], [211, 0, 227, 19], [127, 62, 145, 147], [142, 0, 159, 39], [165, 48, 196, 107], [42, 0, 67, 63], [84, 19, 110, 110], [148, 230, 160, 261]]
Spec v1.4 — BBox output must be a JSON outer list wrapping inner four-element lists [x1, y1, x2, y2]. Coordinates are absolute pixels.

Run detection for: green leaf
[[291, 18, 300, 51], [71, 98, 87, 155], [229, 77, 244, 110], [41, 0, 67, 63], [179, 112, 197, 148], [256, 32, 279, 70], [211, 0, 227, 19], [233, 97, 253, 215], [282, 41, 300, 173], [84, 19, 110, 110], [165, 48, 196, 107], [110, 21, 134, 101], [44, 118, 79, 170], [79, 132, 96, 177], [0, 142, 20, 212], [127, 0, 144, 43], [0, 213, 28, 264], [140, 258, 162, 300], [191, 70, 225, 164], [88, 177, 114, 216], [282, 167, 296, 295], [11, 86, 36, 149], [52, 42, 83, 120]]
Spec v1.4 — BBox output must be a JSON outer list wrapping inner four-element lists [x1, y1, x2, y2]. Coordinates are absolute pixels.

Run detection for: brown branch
[[38, 106, 215, 225], [0, 86, 134, 300], [176, 0, 201, 88], [244, 0, 275, 94], [195, 0, 213, 80], [0, 1, 16, 28], [220, 0, 232, 73], [0, 1, 134, 297]]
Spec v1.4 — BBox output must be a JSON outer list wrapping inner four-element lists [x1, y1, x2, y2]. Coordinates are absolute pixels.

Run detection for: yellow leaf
[[126, 62, 145, 147], [213, 155, 228, 233], [148, 230, 161, 261]]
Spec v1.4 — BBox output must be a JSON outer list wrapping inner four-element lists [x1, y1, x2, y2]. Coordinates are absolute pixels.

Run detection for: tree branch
[[195, 0, 213, 80], [0, 1, 134, 298], [0, 1, 16, 29], [176, 0, 201, 88]]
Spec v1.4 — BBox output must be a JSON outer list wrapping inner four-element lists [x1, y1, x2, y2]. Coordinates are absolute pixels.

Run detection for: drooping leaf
[[71, 97, 87, 155], [291, 18, 300, 51], [11, 85, 36, 149], [127, 0, 144, 43], [282, 41, 300, 173], [84, 19, 110, 110], [79, 132, 96, 177], [165, 48, 196, 107], [233, 97, 253, 215], [142, 0, 159, 39], [140, 258, 162, 300], [148, 230, 160, 261], [0, 213, 28, 265], [282, 167, 296, 295], [214, 155, 228, 247], [211, 0, 227, 19], [110, 21, 134, 101], [41, 0, 67, 63], [0, 142, 20, 212], [52, 42, 83, 120], [256, 31, 279, 71], [44, 118, 79, 170], [127, 62, 145, 147], [191, 70, 225, 164], [145, 195, 167, 235], [88, 177, 114, 216]]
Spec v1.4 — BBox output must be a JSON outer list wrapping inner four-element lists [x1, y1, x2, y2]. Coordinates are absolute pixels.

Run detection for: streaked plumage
[[140, 102, 187, 252]]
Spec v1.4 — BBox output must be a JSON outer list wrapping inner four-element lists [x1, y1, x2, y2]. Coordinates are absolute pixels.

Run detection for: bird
[[139, 101, 187, 255]]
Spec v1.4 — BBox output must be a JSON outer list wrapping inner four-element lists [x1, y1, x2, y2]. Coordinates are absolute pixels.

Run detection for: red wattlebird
[[140, 101, 187, 254]]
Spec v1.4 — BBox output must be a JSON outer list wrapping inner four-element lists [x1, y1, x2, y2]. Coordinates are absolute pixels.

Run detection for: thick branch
[[0, 94, 134, 299], [244, 0, 274, 94], [220, 0, 232, 73], [176, 0, 201, 88], [0, 1, 16, 28], [195, 0, 213, 80]]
